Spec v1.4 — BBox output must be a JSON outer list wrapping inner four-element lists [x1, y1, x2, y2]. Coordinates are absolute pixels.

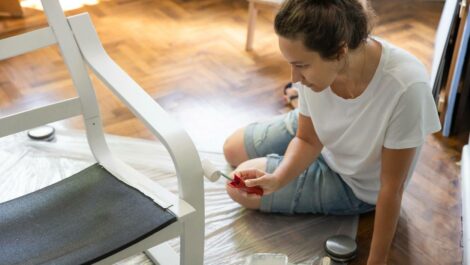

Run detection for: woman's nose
[[291, 67, 302, 83]]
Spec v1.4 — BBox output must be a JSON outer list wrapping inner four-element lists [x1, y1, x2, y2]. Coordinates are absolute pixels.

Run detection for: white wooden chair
[[0, 0, 204, 264]]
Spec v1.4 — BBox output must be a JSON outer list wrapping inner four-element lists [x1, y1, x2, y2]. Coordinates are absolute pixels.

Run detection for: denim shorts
[[244, 109, 375, 215]]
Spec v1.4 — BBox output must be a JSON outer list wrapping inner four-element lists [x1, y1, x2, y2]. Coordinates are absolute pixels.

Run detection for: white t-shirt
[[297, 38, 441, 204]]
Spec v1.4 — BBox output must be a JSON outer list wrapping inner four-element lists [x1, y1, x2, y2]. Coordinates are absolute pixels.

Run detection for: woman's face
[[278, 36, 343, 92]]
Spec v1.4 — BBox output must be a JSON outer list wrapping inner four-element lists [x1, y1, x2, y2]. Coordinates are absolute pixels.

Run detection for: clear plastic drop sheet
[[0, 129, 358, 265]]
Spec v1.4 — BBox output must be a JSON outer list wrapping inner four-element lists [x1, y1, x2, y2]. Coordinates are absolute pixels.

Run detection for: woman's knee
[[236, 157, 268, 171], [223, 127, 250, 167]]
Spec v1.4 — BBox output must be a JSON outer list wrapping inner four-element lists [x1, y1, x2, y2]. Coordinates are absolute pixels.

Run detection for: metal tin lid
[[27, 126, 55, 141], [324, 235, 357, 262]]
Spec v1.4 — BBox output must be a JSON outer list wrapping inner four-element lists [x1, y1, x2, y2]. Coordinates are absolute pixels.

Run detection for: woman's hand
[[232, 168, 282, 196]]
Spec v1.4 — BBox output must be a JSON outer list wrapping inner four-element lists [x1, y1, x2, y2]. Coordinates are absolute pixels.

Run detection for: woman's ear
[[334, 42, 349, 61], [335, 43, 349, 61], [333, 43, 349, 72]]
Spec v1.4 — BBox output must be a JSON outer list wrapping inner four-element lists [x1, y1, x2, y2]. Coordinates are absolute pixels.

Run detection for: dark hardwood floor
[[0, 0, 465, 264]]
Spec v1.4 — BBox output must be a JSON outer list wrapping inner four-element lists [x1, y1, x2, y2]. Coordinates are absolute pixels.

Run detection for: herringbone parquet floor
[[0, 0, 465, 264]]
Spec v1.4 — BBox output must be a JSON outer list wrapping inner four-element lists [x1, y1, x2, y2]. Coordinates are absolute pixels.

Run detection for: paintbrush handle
[[220, 172, 233, 181]]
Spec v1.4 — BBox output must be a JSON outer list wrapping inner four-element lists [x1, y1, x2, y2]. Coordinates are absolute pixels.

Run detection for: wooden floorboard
[[0, 0, 465, 264]]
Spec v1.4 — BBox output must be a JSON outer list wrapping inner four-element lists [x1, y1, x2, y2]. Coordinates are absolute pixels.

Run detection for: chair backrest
[[0, 0, 110, 160], [0, 0, 205, 213], [1, 4, 206, 263]]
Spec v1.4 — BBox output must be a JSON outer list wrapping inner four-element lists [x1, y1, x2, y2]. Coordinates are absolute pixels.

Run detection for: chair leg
[[144, 218, 204, 265], [180, 219, 204, 265], [145, 243, 179, 265], [246, 1, 257, 51]]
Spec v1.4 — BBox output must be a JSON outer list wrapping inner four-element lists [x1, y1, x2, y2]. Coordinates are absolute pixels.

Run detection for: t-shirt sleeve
[[384, 82, 441, 149], [296, 82, 311, 117]]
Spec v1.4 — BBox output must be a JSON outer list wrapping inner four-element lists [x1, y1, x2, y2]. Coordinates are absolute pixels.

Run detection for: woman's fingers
[[226, 183, 262, 198], [234, 168, 266, 180], [244, 177, 263, 187], [228, 169, 279, 196]]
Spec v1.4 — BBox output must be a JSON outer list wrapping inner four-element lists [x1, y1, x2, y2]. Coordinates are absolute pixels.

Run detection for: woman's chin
[[304, 83, 326, 93]]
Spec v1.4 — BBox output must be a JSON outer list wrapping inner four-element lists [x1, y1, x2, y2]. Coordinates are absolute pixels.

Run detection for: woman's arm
[[272, 112, 323, 187], [367, 147, 417, 265], [243, 113, 323, 192]]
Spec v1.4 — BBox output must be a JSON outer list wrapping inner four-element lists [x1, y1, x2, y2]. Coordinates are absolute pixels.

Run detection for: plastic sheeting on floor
[[0, 128, 358, 265]]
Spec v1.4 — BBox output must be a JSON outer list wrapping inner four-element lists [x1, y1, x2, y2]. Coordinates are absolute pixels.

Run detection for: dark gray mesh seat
[[0, 164, 177, 265]]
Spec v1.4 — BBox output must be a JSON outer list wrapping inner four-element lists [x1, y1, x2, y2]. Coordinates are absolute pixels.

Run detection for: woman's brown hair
[[274, 0, 376, 59]]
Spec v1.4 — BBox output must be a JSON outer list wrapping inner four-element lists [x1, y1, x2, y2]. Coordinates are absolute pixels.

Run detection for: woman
[[223, 0, 441, 264]]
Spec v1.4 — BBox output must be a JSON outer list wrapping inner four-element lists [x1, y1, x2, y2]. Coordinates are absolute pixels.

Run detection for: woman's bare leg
[[223, 127, 250, 167]]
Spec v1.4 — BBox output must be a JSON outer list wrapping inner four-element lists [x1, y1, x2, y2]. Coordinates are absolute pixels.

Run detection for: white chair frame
[[0, 0, 204, 264]]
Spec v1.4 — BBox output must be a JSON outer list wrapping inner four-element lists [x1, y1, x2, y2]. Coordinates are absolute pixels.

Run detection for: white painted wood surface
[[0, 27, 56, 60]]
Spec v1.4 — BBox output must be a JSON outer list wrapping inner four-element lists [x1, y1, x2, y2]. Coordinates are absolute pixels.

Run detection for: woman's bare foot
[[283, 82, 299, 109]]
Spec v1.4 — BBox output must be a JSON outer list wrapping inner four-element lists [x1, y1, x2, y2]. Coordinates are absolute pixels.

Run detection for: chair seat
[[0, 163, 177, 265]]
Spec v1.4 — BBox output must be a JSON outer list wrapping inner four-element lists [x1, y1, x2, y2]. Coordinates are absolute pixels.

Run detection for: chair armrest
[[67, 13, 204, 215]]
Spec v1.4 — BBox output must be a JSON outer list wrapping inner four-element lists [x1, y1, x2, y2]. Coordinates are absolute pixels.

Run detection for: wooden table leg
[[0, 0, 23, 18]]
